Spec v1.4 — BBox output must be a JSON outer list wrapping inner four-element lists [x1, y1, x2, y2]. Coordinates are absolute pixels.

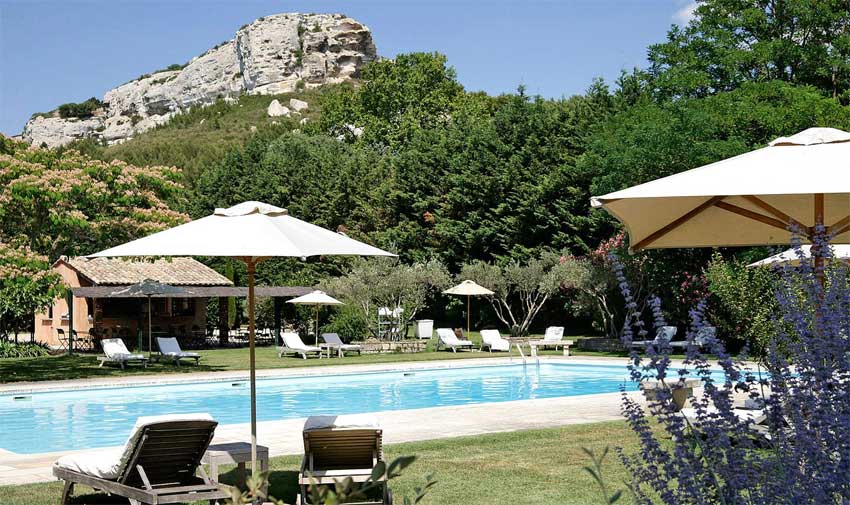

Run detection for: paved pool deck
[[0, 356, 649, 486]]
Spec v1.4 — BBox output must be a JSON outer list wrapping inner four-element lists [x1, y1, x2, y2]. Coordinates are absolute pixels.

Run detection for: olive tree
[[460, 251, 572, 336], [322, 257, 449, 338]]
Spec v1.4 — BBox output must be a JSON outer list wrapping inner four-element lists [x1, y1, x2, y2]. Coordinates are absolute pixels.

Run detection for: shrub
[[705, 252, 780, 355], [57, 97, 103, 119], [322, 304, 370, 342], [0, 341, 51, 359]]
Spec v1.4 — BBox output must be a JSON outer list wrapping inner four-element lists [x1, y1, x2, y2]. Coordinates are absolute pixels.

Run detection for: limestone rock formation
[[267, 99, 290, 117], [289, 98, 309, 112], [22, 13, 376, 147]]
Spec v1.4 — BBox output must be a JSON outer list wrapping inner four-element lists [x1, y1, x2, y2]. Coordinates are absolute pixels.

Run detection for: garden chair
[[321, 333, 363, 357], [298, 414, 390, 505], [480, 329, 511, 352], [436, 328, 474, 352], [98, 338, 148, 369], [154, 337, 201, 366], [278, 331, 323, 359], [53, 413, 227, 505]]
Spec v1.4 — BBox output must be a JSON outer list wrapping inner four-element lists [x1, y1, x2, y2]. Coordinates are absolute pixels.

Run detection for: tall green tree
[[649, 0, 850, 100], [314, 52, 464, 148]]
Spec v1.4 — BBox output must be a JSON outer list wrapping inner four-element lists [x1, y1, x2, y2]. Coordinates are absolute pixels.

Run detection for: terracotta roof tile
[[61, 257, 232, 286]]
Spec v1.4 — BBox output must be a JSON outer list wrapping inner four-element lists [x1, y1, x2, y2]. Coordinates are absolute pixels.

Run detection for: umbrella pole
[[467, 295, 470, 337], [246, 259, 258, 478], [315, 304, 320, 346], [813, 193, 826, 287], [148, 296, 152, 357]]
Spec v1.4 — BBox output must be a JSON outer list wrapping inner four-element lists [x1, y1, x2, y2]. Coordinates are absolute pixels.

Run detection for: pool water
[[0, 363, 723, 454]]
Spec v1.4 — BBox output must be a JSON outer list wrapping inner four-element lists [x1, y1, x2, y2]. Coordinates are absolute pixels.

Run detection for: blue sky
[[0, 0, 696, 135]]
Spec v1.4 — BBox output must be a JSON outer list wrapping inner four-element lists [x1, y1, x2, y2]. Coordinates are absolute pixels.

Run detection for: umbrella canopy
[[443, 280, 495, 296], [109, 279, 186, 356], [109, 278, 187, 297], [92, 201, 393, 258], [443, 280, 494, 336], [89, 201, 394, 475], [591, 128, 850, 251], [748, 244, 850, 268], [288, 290, 344, 346], [287, 290, 344, 306]]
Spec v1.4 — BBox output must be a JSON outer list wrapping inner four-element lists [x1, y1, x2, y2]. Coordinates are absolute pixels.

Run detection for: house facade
[[34, 257, 232, 348]]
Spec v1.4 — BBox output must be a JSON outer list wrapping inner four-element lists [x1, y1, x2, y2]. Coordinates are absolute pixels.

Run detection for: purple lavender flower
[[611, 235, 850, 504]]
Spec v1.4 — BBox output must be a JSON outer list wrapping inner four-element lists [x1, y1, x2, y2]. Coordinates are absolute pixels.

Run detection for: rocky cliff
[[23, 13, 376, 148]]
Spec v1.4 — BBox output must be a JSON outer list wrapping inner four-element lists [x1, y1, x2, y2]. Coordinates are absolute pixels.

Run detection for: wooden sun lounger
[[53, 418, 228, 505], [298, 416, 390, 505]]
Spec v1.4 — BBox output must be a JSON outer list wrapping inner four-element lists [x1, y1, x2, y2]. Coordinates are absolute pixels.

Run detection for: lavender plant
[[612, 233, 850, 504]]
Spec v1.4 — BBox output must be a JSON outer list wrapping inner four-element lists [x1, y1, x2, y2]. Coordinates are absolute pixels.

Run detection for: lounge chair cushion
[[56, 448, 125, 479], [55, 413, 214, 480], [304, 414, 380, 431]]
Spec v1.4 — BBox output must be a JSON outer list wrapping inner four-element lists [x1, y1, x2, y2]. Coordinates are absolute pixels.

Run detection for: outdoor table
[[320, 342, 342, 358], [203, 442, 269, 493]]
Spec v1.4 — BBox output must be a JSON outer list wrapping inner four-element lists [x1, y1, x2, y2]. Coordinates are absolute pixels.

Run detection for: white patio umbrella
[[748, 244, 850, 268], [287, 290, 343, 345], [591, 127, 850, 274], [89, 201, 394, 474], [443, 280, 494, 336]]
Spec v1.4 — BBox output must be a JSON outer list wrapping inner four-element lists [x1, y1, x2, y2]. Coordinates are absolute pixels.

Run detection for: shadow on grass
[[0, 354, 228, 383]]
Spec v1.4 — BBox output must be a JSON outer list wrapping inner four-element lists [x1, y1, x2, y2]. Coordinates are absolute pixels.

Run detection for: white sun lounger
[[631, 326, 678, 350], [529, 326, 573, 356], [669, 326, 716, 350], [53, 413, 227, 505], [154, 337, 201, 366], [479, 329, 510, 352], [436, 328, 474, 352], [321, 333, 362, 357], [98, 338, 148, 369], [278, 332, 323, 359]]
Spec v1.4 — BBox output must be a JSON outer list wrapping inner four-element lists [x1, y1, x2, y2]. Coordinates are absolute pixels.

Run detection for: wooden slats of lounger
[[54, 419, 229, 505]]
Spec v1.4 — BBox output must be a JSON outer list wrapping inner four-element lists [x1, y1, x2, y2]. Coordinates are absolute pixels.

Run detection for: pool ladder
[[510, 343, 539, 365]]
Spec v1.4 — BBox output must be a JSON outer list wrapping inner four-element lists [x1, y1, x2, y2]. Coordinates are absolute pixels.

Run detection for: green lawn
[[0, 421, 639, 505], [1, 333, 625, 384]]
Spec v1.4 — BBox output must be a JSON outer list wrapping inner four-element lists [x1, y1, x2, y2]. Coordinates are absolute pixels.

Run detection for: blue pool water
[[0, 363, 726, 454]]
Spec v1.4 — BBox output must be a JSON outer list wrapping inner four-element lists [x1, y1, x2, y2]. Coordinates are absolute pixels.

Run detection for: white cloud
[[673, 1, 698, 25]]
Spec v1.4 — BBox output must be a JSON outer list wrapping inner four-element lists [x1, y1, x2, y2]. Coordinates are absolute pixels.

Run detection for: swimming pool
[[0, 363, 723, 454]]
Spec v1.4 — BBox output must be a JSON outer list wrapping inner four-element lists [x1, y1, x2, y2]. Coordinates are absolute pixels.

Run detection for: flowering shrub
[[613, 235, 850, 504], [0, 241, 62, 333], [0, 135, 187, 260]]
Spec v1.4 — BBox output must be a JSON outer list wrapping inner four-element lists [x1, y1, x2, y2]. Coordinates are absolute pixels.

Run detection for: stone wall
[[576, 337, 626, 352], [360, 339, 428, 354]]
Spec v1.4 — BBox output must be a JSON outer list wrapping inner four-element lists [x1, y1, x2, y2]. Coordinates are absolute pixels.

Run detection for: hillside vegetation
[[69, 88, 329, 183]]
